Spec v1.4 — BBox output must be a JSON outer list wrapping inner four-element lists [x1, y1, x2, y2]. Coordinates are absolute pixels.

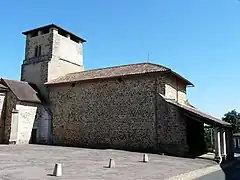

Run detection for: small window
[[34, 45, 42, 57], [117, 77, 123, 83], [71, 82, 76, 87], [34, 46, 38, 57], [31, 31, 38, 38], [38, 45, 41, 56], [42, 28, 49, 34]]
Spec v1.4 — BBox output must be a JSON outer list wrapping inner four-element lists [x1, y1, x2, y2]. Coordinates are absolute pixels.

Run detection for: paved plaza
[[0, 145, 217, 180]]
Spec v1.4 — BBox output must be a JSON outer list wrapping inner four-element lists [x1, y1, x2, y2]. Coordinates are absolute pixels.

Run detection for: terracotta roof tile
[[0, 83, 7, 90], [164, 98, 231, 127], [1, 79, 41, 103], [46, 62, 193, 86]]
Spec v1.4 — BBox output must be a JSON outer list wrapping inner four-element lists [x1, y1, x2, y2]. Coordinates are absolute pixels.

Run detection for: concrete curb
[[165, 158, 239, 180], [165, 164, 221, 180]]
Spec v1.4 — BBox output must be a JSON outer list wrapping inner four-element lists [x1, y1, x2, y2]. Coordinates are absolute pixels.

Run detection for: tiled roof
[[164, 98, 231, 127], [45, 62, 194, 86], [0, 83, 7, 90], [1, 79, 41, 103]]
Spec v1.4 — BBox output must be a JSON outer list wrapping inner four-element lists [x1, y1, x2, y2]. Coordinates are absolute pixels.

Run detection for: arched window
[[34, 46, 38, 57]]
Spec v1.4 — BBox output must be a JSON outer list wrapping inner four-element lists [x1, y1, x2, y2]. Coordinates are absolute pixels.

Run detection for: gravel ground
[[0, 145, 217, 180]]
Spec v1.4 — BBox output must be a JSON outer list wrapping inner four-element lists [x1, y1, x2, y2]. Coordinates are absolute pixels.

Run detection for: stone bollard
[[108, 158, 115, 168], [53, 163, 62, 177], [143, 154, 149, 163]]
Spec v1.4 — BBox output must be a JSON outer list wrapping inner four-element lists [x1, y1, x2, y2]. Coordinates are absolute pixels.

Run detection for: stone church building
[[0, 24, 233, 159]]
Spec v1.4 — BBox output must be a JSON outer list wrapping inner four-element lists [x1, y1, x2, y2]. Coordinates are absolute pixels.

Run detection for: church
[[0, 24, 233, 160]]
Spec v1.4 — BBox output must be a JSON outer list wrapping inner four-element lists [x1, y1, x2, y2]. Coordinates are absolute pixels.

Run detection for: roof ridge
[[46, 62, 170, 84], [46, 62, 193, 86], [67, 62, 169, 76], [1, 78, 41, 103], [1, 78, 29, 84]]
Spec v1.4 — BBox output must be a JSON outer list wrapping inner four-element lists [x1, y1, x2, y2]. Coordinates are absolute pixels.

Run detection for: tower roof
[[22, 24, 86, 43]]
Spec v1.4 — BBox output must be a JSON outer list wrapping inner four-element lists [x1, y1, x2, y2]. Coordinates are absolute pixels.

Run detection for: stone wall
[[48, 73, 190, 156], [21, 28, 84, 100], [2, 93, 39, 144], [25, 33, 52, 60], [3, 91, 17, 143], [15, 102, 51, 144], [49, 75, 157, 151], [33, 105, 52, 144], [21, 61, 49, 98], [0, 90, 50, 144], [155, 95, 189, 156]]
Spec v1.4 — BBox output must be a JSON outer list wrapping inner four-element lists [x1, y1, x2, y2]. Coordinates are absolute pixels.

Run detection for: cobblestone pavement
[[0, 145, 216, 180]]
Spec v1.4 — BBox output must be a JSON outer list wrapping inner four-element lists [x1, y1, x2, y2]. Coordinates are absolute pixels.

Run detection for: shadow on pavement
[[219, 156, 240, 180]]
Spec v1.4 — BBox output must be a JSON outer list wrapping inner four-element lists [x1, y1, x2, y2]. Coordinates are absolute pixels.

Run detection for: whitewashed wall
[[16, 104, 37, 144], [0, 92, 6, 142], [165, 84, 177, 101], [0, 93, 5, 118]]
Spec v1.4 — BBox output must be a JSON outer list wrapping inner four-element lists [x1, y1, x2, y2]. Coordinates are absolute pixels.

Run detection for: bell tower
[[21, 24, 86, 98]]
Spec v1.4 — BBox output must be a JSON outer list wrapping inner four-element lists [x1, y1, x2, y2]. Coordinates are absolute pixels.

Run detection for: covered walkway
[[164, 98, 233, 161]]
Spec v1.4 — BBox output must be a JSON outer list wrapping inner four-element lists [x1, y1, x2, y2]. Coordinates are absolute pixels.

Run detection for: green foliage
[[222, 109, 240, 133], [204, 127, 214, 152]]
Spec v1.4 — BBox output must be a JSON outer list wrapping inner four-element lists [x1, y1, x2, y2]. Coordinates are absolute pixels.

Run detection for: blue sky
[[0, 0, 240, 118]]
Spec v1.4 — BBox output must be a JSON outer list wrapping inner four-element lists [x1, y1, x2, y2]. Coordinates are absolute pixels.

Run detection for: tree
[[222, 110, 240, 133]]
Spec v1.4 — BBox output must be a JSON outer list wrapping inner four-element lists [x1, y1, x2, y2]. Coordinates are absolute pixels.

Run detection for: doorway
[[30, 129, 37, 144], [186, 116, 206, 156]]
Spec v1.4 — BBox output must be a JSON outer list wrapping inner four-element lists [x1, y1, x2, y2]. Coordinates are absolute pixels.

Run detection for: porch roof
[[164, 98, 231, 127], [0, 83, 7, 90], [0, 78, 42, 103]]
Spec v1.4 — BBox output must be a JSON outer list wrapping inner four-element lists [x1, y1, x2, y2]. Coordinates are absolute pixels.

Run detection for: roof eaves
[[0, 84, 8, 91], [163, 97, 231, 127], [167, 70, 194, 87], [45, 69, 169, 86], [22, 24, 86, 43], [1, 78, 20, 100], [1, 78, 42, 104]]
